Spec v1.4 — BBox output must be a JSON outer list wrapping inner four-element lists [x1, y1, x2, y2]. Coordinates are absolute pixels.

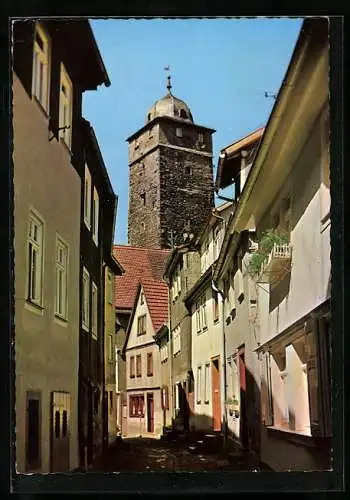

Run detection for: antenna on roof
[[264, 91, 277, 100]]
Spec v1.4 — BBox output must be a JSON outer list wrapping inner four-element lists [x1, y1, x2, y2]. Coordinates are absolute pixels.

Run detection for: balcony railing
[[258, 243, 292, 284]]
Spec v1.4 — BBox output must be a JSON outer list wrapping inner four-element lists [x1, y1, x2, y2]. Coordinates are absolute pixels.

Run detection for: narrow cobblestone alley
[[91, 433, 271, 472]]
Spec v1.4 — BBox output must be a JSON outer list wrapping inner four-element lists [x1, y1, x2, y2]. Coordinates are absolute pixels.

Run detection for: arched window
[[180, 109, 187, 119], [147, 113, 151, 121]]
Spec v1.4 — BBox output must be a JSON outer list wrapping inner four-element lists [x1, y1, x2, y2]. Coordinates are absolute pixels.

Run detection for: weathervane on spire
[[164, 65, 172, 94]]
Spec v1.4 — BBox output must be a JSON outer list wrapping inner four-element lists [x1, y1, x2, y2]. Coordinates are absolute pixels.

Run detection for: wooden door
[[147, 393, 154, 433], [25, 391, 41, 472], [50, 392, 71, 472], [211, 357, 221, 431]]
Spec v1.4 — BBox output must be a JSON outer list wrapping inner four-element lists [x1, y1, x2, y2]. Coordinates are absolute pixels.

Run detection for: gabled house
[[123, 279, 168, 438], [183, 202, 232, 433], [12, 19, 111, 473], [113, 245, 170, 436], [214, 17, 331, 471]]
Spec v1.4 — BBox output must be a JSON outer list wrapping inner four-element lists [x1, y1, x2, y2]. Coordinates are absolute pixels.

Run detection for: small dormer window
[[176, 127, 183, 138], [180, 109, 187, 119]]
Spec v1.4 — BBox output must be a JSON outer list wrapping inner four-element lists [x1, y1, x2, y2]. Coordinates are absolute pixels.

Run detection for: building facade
[[214, 18, 331, 470], [184, 203, 232, 433], [12, 19, 111, 473], [113, 245, 170, 436], [127, 77, 215, 249], [124, 280, 168, 438]]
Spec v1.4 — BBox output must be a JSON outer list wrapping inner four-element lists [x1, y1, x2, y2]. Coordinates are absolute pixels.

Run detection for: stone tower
[[127, 76, 215, 249]]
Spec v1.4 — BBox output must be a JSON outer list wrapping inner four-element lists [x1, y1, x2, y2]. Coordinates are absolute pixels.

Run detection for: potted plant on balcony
[[247, 229, 289, 279]]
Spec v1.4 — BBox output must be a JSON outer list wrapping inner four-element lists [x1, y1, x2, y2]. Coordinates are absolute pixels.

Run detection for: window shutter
[[260, 352, 273, 426], [13, 20, 35, 97]]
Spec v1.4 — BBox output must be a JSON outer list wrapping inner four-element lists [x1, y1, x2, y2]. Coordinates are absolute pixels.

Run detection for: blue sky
[[83, 18, 303, 245]]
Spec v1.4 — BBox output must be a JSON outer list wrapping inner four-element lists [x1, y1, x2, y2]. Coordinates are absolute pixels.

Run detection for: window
[[109, 391, 113, 415], [180, 109, 187, 119], [55, 237, 68, 319], [175, 383, 181, 411], [185, 166, 192, 175], [265, 337, 313, 435], [147, 352, 153, 376], [137, 315, 146, 336], [84, 165, 92, 229], [129, 395, 144, 417], [140, 292, 144, 305], [160, 343, 168, 363], [129, 356, 135, 378], [204, 364, 210, 404], [213, 290, 219, 323], [196, 366, 202, 404], [198, 132, 204, 143], [201, 293, 207, 330], [196, 302, 201, 333], [161, 386, 169, 410], [140, 192, 146, 206], [82, 267, 90, 330], [91, 282, 98, 338], [32, 22, 50, 112], [173, 326, 181, 355], [59, 63, 73, 148], [108, 272, 113, 304], [108, 334, 113, 362], [176, 127, 183, 137], [27, 212, 44, 306], [136, 354, 142, 377], [213, 225, 222, 261], [92, 188, 99, 245]]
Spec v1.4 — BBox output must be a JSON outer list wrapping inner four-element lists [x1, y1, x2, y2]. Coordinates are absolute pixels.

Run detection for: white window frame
[[84, 164, 92, 229], [201, 293, 207, 330], [82, 267, 90, 331], [32, 22, 50, 112], [27, 211, 44, 306], [59, 62, 73, 149], [204, 363, 210, 404], [196, 366, 202, 404], [92, 187, 99, 245], [91, 282, 98, 338], [160, 343, 168, 363], [196, 302, 201, 333], [55, 236, 68, 320]]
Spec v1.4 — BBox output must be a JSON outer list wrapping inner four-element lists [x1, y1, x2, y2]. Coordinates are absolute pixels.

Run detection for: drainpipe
[[212, 278, 228, 448]]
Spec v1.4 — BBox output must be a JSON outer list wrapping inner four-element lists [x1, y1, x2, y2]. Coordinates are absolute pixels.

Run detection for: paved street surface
[[91, 432, 272, 472]]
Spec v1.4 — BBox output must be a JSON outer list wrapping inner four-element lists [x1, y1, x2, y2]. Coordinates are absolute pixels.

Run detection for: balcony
[[259, 243, 292, 285]]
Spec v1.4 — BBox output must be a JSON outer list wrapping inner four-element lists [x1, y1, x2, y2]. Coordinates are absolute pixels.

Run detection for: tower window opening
[[147, 113, 151, 121], [185, 166, 193, 176], [141, 222, 146, 231], [198, 132, 204, 143], [140, 192, 146, 205], [180, 109, 187, 119], [176, 127, 183, 138]]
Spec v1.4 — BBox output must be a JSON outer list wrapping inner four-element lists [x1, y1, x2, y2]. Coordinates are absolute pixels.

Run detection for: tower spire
[[166, 74, 172, 94]]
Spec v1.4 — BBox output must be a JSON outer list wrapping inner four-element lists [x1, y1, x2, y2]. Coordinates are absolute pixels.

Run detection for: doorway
[[211, 357, 221, 431], [50, 391, 71, 472], [25, 391, 41, 472], [147, 393, 154, 433]]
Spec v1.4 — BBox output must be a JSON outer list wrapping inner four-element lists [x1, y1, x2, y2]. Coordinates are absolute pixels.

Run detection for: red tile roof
[[141, 279, 169, 332], [113, 245, 170, 310]]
